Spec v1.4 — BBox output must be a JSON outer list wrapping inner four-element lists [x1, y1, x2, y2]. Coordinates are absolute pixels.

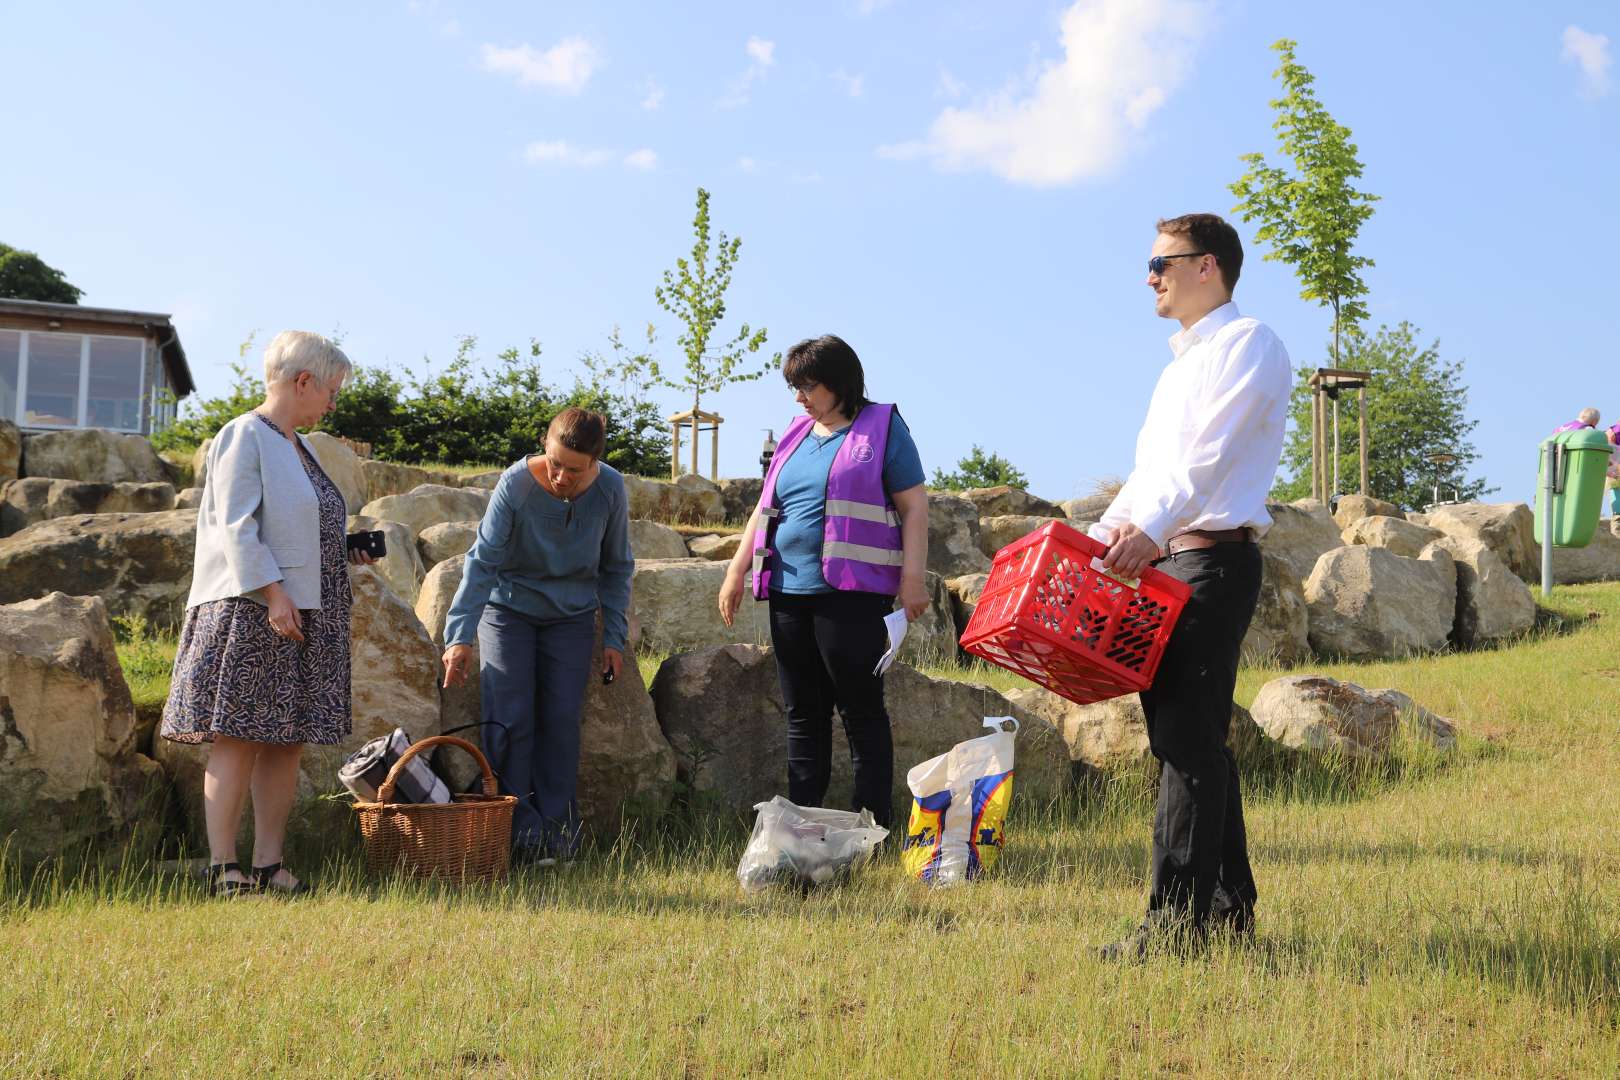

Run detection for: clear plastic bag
[[737, 796, 889, 894]]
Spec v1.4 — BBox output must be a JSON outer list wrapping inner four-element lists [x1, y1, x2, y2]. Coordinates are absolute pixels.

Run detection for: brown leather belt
[[1164, 527, 1254, 556]]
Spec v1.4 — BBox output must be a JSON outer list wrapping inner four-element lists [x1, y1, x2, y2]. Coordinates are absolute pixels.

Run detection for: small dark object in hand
[[601, 669, 615, 685], [345, 530, 387, 559]]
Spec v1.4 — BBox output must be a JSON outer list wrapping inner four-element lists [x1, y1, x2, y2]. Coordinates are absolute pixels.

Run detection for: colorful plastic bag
[[901, 717, 1017, 885]]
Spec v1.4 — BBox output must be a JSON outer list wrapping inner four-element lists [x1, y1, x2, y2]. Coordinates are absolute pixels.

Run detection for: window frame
[[8, 329, 148, 433]]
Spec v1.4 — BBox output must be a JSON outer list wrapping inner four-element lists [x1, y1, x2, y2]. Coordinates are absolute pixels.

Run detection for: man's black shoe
[[1096, 914, 1207, 963]]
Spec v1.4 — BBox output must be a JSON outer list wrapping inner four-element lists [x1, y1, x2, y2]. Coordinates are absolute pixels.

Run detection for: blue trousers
[[477, 604, 597, 855]]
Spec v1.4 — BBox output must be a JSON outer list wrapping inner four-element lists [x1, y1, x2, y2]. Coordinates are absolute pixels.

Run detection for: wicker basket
[[353, 735, 516, 883]]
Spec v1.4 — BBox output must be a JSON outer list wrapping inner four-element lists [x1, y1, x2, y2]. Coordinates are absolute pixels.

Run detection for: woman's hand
[[602, 647, 624, 682], [264, 583, 305, 643], [718, 566, 748, 627], [898, 573, 930, 621], [442, 643, 475, 688], [346, 548, 378, 566]]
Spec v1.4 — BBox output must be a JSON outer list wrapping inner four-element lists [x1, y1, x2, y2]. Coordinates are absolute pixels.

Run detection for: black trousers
[[1139, 541, 1262, 928], [768, 590, 895, 827]]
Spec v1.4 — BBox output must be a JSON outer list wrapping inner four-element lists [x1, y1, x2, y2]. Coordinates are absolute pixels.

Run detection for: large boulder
[[1001, 687, 1267, 772], [716, 476, 763, 523], [978, 515, 1053, 558], [927, 492, 991, 577], [0, 593, 165, 862], [0, 510, 197, 627], [1423, 502, 1537, 582], [0, 420, 19, 483], [1332, 494, 1402, 530], [632, 559, 752, 654], [461, 469, 504, 490], [688, 533, 745, 562], [1304, 545, 1456, 659], [960, 486, 1064, 519], [945, 573, 990, 641], [1339, 514, 1445, 559], [360, 460, 463, 503], [302, 432, 367, 515], [1261, 501, 1344, 582], [191, 438, 213, 492], [416, 520, 480, 568], [1241, 548, 1311, 666], [412, 555, 674, 835], [153, 565, 444, 844], [20, 428, 170, 484], [1250, 674, 1456, 758], [0, 479, 176, 537], [650, 646, 1070, 815], [1419, 536, 1535, 646], [347, 515, 425, 605], [358, 484, 490, 539], [1061, 494, 1114, 522], [175, 487, 203, 510], [897, 572, 958, 666], [1549, 525, 1620, 585], [625, 474, 726, 525], [629, 519, 691, 560]]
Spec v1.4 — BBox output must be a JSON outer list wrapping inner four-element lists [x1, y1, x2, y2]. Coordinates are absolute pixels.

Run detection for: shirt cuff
[[1130, 510, 1175, 550]]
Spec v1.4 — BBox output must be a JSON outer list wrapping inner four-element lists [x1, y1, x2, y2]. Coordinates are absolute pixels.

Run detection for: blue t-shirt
[[769, 410, 926, 594]]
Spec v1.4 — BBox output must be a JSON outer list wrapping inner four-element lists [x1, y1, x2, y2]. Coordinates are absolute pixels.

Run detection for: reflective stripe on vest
[[824, 539, 905, 566], [825, 498, 901, 527]]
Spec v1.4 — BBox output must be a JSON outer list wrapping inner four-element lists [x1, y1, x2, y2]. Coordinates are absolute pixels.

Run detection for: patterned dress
[[160, 414, 353, 746]]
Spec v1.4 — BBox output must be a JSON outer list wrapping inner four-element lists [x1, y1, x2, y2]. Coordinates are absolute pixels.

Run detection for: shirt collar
[[1168, 300, 1241, 357]]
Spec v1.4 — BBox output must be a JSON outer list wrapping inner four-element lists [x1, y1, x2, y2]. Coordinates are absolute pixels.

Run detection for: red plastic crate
[[959, 520, 1191, 706]]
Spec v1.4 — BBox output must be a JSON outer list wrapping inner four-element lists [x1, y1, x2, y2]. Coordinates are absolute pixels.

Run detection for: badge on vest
[[850, 441, 875, 463]]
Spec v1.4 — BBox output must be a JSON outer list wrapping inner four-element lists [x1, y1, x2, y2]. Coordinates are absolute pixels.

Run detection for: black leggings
[[768, 590, 895, 826]]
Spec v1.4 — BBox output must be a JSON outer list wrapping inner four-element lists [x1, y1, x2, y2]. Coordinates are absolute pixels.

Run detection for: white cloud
[[832, 69, 864, 98], [935, 68, 965, 100], [720, 36, 777, 108], [878, 0, 1210, 187], [481, 37, 600, 94], [738, 156, 758, 172], [1562, 25, 1612, 98], [523, 141, 657, 172], [641, 78, 665, 110], [524, 140, 613, 167]]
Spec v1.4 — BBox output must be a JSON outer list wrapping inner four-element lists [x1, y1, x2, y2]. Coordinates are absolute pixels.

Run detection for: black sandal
[[252, 862, 312, 897], [206, 861, 256, 898]]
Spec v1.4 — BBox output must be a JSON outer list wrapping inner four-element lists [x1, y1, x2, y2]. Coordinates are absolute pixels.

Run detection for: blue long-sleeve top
[[443, 458, 634, 652]]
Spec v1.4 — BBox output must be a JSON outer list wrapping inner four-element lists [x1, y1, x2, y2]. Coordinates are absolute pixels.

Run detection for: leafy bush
[[152, 336, 671, 476], [930, 445, 1030, 491]]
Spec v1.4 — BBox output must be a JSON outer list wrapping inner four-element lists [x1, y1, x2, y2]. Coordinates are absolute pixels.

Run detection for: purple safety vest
[[751, 403, 905, 599], [1553, 419, 1595, 434]]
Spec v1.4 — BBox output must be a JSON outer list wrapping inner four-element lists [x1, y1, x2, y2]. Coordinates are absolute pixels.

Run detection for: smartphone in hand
[[345, 530, 387, 559]]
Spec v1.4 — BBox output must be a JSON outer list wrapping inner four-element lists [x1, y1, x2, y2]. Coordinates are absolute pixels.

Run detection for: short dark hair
[[782, 335, 871, 417], [1156, 213, 1243, 294], [547, 406, 606, 459]]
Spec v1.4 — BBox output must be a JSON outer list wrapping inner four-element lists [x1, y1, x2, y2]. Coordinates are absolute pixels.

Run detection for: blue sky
[[4, 1, 1616, 503]]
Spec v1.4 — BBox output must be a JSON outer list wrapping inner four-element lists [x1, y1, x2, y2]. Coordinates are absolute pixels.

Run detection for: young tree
[[1270, 322, 1491, 511], [645, 188, 778, 418], [931, 445, 1030, 491], [0, 243, 83, 304], [1230, 39, 1379, 365]]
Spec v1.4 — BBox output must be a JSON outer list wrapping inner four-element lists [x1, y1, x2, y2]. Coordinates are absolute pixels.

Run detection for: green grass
[[12, 587, 1620, 1075]]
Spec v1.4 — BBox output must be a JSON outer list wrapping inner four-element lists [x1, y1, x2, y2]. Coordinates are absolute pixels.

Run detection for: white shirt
[[1091, 301, 1292, 547]]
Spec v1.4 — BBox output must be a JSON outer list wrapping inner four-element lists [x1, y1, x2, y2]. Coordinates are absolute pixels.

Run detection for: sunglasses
[[1148, 251, 1210, 276]]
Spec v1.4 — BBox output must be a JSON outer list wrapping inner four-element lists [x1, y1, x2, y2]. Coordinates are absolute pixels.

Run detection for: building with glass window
[[0, 298, 194, 437]]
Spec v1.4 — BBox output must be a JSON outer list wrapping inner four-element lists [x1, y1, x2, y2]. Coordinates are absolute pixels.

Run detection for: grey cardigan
[[185, 411, 325, 610]]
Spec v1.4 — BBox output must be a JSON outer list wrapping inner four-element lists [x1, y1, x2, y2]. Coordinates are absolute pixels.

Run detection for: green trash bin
[[1534, 428, 1612, 547]]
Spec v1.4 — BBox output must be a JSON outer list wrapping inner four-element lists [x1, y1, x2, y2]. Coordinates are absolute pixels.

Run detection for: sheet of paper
[[873, 609, 910, 676]]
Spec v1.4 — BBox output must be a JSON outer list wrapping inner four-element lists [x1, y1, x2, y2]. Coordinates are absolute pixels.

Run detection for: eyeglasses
[[790, 381, 821, 396], [1147, 252, 1210, 276]]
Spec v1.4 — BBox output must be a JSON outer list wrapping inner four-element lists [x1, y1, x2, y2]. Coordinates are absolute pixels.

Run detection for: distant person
[[161, 330, 374, 897], [1552, 407, 1600, 434], [1091, 214, 1291, 960], [439, 407, 633, 866], [1607, 423, 1620, 518], [716, 335, 929, 828]]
